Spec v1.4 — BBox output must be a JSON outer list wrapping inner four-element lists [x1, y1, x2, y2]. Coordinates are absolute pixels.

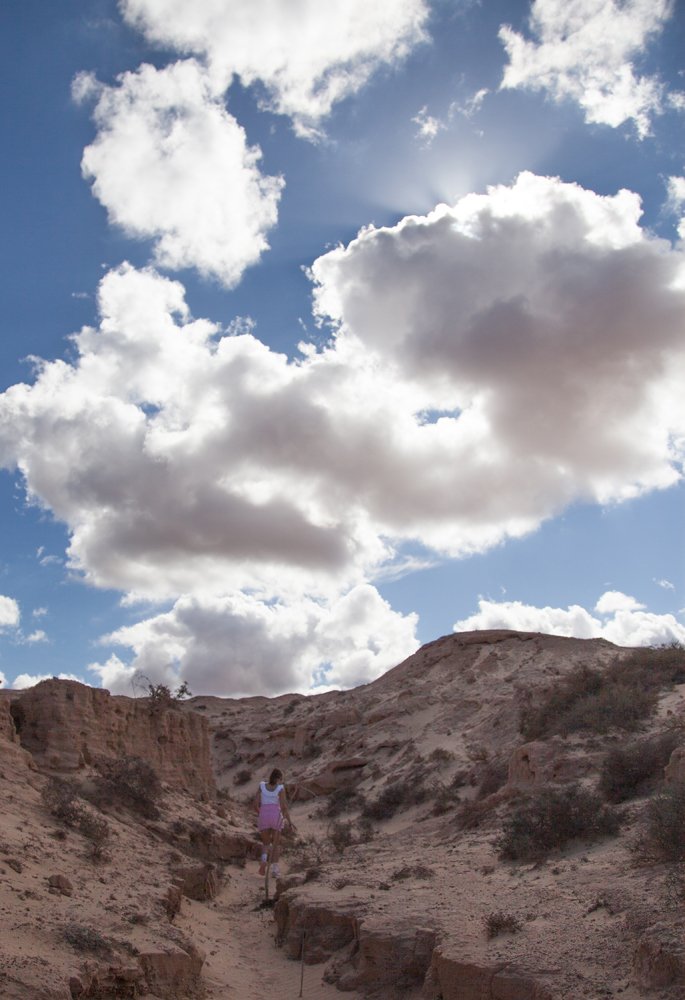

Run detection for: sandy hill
[[1, 629, 683, 999]]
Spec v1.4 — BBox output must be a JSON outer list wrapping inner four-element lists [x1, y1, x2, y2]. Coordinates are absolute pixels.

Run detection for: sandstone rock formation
[[10, 678, 215, 796]]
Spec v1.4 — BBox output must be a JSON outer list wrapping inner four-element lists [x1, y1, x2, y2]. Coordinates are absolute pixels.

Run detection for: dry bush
[[318, 787, 365, 819], [283, 699, 301, 716], [429, 748, 454, 765], [42, 778, 110, 860], [289, 833, 326, 871], [64, 924, 113, 956], [520, 644, 685, 740], [94, 755, 161, 819], [328, 820, 355, 854], [302, 743, 323, 759], [455, 796, 502, 831], [391, 864, 434, 881], [599, 733, 681, 803], [634, 781, 685, 864], [478, 759, 509, 799], [497, 784, 620, 861], [431, 782, 461, 816], [484, 912, 522, 938], [233, 768, 252, 786], [361, 769, 430, 822]]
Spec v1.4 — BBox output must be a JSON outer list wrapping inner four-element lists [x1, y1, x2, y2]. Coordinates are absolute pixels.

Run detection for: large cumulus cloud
[[120, 0, 429, 136], [455, 591, 685, 646], [1, 172, 684, 693], [75, 60, 283, 287]]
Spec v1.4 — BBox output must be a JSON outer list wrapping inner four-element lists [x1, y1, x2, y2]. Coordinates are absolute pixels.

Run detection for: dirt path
[[175, 865, 344, 1000]]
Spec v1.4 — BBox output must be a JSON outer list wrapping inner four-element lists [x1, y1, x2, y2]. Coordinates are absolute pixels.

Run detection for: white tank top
[[260, 781, 283, 805]]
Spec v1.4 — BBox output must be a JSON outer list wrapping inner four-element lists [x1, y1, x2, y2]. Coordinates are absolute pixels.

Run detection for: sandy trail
[[177, 864, 342, 1000]]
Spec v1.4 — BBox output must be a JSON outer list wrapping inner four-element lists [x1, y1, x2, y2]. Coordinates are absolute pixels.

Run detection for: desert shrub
[[599, 733, 681, 803], [42, 778, 110, 859], [78, 812, 111, 860], [318, 787, 364, 819], [478, 759, 510, 799], [431, 782, 461, 816], [283, 699, 301, 716], [361, 777, 429, 822], [520, 645, 685, 740], [302, 743, 323, 759], [497, 784, 621, 861], [64, 924, 112, 955], [136, 676, 192, 714], [233, 768, 252, 786], [392, 864, 434, 881], [355, 816, 375, 843], [328, 820, 355, 855], [455, 797, 502, 831], [94, 755, 161, 819], [429, 748, 454, 765], [634, 781, 685, 864], [42, 777, 83, 826], [289, 834, 326, 871], [484, 912, 522, 938]]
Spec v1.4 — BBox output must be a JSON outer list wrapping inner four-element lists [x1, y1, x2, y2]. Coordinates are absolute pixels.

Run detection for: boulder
[[305, 758, 369, 796], [275, 893, 358, 964], [172, 863, 217, 901], [507, 739, 593, 789], [423, 949, 555, 1000], [633, 931, 685, 989], [664, 745, 685, 784], [326, 923, 436, 992], [48, 874, 73, 897]]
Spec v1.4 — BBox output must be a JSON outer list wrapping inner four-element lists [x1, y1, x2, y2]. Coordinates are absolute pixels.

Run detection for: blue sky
[[0, 0, 684, 695]]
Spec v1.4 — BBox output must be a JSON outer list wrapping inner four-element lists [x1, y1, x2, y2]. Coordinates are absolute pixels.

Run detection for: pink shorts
[[258, 804, 284, 832]]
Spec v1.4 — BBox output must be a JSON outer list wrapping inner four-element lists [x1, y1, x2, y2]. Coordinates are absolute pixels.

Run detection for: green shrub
[[635, 782, 685, 864], [520, 645, 685, 740], [599, 733, 681, 803], [496, 784, 621, 861]]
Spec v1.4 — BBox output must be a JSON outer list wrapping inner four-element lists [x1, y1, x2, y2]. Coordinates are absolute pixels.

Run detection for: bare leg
[[259, 830, 272, 875]]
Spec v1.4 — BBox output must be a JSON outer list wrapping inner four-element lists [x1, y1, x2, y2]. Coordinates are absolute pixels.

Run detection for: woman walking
[[253, 768, 294, 877]]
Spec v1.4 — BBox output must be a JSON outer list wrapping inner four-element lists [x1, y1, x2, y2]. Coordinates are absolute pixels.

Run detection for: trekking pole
[[264, 839, 273, 903], [299, 928, 306, 997]]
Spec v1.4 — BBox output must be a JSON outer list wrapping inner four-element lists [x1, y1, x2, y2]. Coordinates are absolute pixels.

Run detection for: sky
[[0, 0, 684, 697]]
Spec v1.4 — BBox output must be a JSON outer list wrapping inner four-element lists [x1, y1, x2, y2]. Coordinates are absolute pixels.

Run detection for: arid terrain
[[1, 629, 684, 999]]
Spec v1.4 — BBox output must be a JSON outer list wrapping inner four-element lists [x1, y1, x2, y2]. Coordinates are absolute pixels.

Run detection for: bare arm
[[253, 788, 261, 815], [279, 787, 294, 828]]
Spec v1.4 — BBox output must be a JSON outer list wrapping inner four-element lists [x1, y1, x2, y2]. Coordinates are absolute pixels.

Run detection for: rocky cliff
[[9, 678, 215, 797]]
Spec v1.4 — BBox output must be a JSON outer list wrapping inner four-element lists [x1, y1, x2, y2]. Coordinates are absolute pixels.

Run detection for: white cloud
[[655, 578, 674, 590], [2, 171, 685, 694], [455, 598, 603, 639], [24, 630, 48, 644], [412, 106, 446, 144], [666, 175, 685, 239], [0, 596, 20, 629], [11, 672, 82, 690], [120, 0, 429, 137], [594, 590, 644, 613], [499, 0, 673, 137], [455, 591, 685, 647], [76, 60, 283, 287], [93, 585, 418, 696], [32, 607, 47, 617], [0, 671, 6, 688]]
